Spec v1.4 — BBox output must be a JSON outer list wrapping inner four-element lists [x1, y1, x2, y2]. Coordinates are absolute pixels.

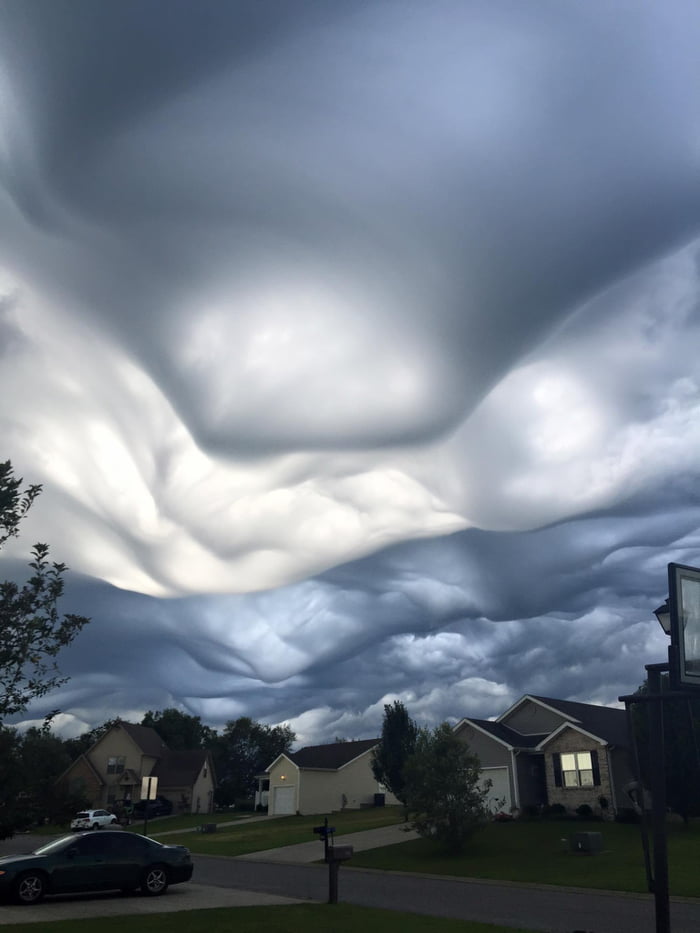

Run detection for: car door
[[108, 833, 149, 889], [51, 834, 114, 893]]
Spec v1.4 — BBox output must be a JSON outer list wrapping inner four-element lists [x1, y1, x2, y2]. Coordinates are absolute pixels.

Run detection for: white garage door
[[480, 767, 511, 813], [272, 785, 296, 815]]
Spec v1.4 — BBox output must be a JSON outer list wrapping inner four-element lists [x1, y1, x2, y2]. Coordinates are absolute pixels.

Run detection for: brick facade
[[545, 726, 611, 813]]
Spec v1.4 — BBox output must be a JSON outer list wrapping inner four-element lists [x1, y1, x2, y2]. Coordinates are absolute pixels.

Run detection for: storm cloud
[[1, 0, 699, 743]]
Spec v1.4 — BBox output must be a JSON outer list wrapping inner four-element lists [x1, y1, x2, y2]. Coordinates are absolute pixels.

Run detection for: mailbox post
[[312, 817, 353, 903]]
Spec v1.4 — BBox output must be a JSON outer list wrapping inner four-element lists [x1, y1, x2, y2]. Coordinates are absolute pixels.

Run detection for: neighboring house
[[453, 695, 634, 817], [264, 739, 399, 815], [58, 722, 216, 814]]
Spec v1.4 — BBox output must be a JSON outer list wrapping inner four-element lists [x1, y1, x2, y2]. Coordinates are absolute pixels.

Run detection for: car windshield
[[34, 835, 77, 855]]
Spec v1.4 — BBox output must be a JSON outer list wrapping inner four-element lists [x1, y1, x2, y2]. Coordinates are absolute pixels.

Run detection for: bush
[[575, 804, 594, 819], [542, 803, 568, 820], [233, 798, 255, 812]]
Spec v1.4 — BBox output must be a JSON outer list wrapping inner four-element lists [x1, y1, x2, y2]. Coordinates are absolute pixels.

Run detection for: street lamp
[[620, 562, 700, 933], [654, 600, 671, 636]]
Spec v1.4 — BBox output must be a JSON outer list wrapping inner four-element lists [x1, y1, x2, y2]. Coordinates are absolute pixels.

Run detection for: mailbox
[[327, 845, 353, 862]]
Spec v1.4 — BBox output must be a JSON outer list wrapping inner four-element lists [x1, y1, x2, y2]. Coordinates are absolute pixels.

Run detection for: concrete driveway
[[0, 831, 306, 925]]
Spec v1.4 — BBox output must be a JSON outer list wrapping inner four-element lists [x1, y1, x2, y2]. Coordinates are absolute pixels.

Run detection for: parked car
[[131, 796, 174, 818], [70, 809, 118, 831], [0, 831, 193, 904]]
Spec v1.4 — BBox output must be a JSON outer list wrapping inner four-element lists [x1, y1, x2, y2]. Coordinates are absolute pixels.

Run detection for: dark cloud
[[1, 1, 699, 742]]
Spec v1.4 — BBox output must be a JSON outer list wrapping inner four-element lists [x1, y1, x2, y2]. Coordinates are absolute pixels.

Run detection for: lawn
[[0, 904, 535, 933], [157, 805, 405, 856], [34, 810, 252, 837], [348, 818, 700, 897]]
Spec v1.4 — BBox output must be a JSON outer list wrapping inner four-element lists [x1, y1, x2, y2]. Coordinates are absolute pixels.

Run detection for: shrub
[[542, 803, 568, 820], [575, 804, 593, 819]]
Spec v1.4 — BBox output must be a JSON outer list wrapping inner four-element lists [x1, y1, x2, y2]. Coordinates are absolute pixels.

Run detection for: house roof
[[152, 750, 210, 787], [467, 718, 548, 749], [119, 722, 170, 757], [525, 695, 630, 748], [288, 739, 378, 770]]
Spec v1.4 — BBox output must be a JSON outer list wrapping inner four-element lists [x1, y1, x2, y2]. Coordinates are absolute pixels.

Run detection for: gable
[[536, 723, 607, 751], [499, 697, 576, 735]]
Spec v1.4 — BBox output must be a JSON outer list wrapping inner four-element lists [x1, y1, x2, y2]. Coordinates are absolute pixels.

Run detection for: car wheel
[[92, 822, 100, 830], [110, 818, 118, 824], [15, 872, 46, 905], [141, 864, 169, 896]]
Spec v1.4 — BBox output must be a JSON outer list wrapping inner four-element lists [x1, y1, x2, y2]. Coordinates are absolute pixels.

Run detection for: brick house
[[453, 695, 635, 817]]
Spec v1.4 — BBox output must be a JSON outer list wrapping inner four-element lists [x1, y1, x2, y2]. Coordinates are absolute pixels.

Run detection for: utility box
[[327, 845, 354, 862], [570, 832, 603, 854]]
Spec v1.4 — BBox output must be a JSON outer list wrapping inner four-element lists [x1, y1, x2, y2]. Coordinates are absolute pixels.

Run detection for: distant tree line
[[1, 707, 295, 836]]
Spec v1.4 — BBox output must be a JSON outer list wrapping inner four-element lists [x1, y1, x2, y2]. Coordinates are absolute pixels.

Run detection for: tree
[[403, 722, 490, 854], [141, 708, 216, 750], [371, 700, 418, 810], [0, 460, 90, 718], [211, 717, 295, 806]]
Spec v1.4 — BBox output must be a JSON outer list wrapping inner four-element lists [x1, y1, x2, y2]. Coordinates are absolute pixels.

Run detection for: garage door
[[480, 767, 511, 813], [272, 785, 296, 815]]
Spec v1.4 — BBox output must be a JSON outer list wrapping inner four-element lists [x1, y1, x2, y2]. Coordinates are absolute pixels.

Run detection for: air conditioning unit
[[570, 832, 603, 854]]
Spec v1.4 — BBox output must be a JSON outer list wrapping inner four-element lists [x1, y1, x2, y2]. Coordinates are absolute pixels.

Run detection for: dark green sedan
[[0, 831, 193, 904]]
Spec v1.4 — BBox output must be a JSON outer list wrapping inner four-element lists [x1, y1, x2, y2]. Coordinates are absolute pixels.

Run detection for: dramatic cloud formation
[[1, 0, 699, 744]]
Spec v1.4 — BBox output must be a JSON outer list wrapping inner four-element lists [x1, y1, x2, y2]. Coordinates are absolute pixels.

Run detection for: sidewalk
[[237, 822, 419, 863]]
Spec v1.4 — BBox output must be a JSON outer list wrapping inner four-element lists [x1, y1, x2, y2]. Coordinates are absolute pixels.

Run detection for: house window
[[553, 750, 600, 788], [107, 756, 125, 775], [561, 752, 593, 787]]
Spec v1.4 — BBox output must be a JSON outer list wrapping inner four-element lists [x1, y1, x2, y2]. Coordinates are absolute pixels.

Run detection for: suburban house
[[58, 721, 216, 814], [264, 738, 399, 815], [454, 695, 635, 817]]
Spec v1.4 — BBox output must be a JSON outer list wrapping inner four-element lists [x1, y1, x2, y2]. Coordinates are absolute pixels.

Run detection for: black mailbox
[[313, 824, 335, 837], [327, 845, 353, 862]]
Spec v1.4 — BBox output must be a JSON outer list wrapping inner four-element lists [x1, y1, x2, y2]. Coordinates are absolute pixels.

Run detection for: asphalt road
[[194, 854, 700, 933], [4, 834, 700, 932]]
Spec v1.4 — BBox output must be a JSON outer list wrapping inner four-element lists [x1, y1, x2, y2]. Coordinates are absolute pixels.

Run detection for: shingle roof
[[152, 750, 209, 786], [119, 722, 169, 757], [288, 739, 378, 770], [529, 695, 630, 748], [468, 718, 548, 749]]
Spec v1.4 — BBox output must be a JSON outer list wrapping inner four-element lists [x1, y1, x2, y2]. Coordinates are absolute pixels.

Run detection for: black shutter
[[552, 753, 562, 787], [591, 750, 601, 786]]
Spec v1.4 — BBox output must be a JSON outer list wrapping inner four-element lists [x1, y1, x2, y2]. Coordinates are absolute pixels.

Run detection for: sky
[[1, 0, 699, 747]]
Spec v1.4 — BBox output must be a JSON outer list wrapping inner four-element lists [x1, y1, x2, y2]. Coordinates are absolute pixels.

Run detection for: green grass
[[349, 818, 700, 897], [160, 806, 404, 856], [33, 810, 255, 837], [0, 903, 536, 933]]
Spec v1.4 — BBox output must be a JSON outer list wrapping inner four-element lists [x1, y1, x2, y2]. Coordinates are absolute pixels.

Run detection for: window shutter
[[591, 750, 601, 786], [552, 753, 562, 787]]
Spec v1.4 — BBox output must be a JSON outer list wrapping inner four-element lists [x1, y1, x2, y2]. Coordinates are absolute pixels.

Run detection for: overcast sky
[[1, 0, 699, 747]]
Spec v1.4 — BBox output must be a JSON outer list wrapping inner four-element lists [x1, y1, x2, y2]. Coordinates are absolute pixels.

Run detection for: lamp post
[[620, 562, 700, 933]]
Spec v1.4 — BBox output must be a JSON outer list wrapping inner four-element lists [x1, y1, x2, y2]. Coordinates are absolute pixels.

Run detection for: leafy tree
[[0, 460, 89, 718], [371, 700, 418, 810], [141, 708, 216, 750], [212, 717, 295, 805], [404, 722, 490, 854], [0, 724, 23, 839]]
